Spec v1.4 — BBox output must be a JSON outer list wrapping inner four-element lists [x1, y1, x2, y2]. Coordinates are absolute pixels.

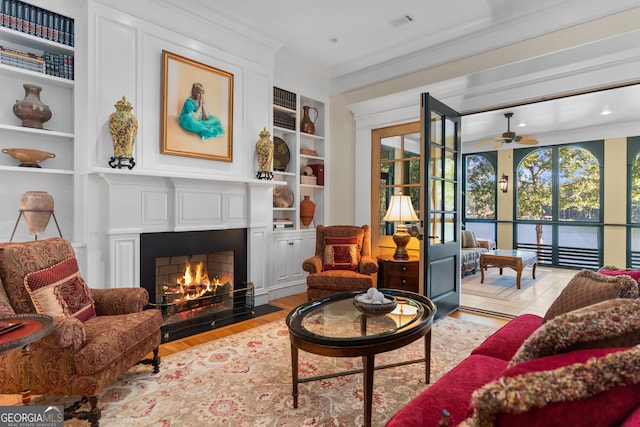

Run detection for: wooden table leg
[[532, 262, 537, 279], [291, 343, 299, 408], [480, 260, 485, 283], [424, 329, 432, 384], [21, 344, 31, 404], [362, 354, 375, 427], [515, 258, 524, 289]]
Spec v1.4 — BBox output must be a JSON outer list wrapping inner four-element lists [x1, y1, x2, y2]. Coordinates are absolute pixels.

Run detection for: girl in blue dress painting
[[179, 83, 225, 140]]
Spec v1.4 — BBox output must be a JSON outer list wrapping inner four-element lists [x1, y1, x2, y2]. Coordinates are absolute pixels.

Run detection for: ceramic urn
[[256, 127, 274, 180]]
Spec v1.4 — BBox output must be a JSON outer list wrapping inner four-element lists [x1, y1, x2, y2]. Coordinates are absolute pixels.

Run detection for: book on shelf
[[273, 217, 294, 229], [1, 0, 75, 47]]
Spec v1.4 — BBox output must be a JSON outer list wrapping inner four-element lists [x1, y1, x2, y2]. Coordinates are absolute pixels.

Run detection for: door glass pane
[[444, 182, 455, 211], [444, 213, 455, 243], [431, 113, 442, 146], [444, 118, 456, 150], [444, 150, 455, 180], [429, 213, 442, 245], [431, 145, 442, 178], [430, 180, 442, 211]]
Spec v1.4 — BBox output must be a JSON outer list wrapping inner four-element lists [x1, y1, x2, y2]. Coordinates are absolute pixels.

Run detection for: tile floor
[[461, 266, 577, 318]]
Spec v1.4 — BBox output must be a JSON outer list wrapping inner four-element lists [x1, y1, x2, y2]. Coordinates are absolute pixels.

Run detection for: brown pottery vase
[[300, 106, 318, 135], [300, 195, 316, 226], [255, 127, 274, 180], [19, 191, 54, 237], [13, 84, 52, 129]]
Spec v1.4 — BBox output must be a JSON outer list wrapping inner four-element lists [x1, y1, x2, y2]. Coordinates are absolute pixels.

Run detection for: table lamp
[[384, 194, 419, 259]]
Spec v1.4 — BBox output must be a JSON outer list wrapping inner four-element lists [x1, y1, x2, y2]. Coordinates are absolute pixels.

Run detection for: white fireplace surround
[[87, 172, 274, 306]]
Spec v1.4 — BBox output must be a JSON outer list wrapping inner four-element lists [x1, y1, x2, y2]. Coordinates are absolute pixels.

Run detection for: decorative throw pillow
[[461, 230, 478, 249], [511, 298, 640, 366], [461, 345, 640, 427], [24, 257, 96, 322], [542, 270, 638, 322], [598, 265, 640, 282], [323, 237, 359, 271]]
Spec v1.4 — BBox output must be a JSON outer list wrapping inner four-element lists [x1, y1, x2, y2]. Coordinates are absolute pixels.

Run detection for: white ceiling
[[174, 0, 640, 148]]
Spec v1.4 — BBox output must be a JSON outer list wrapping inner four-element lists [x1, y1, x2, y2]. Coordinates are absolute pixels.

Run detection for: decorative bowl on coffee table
[[353, 293, 397, 316]]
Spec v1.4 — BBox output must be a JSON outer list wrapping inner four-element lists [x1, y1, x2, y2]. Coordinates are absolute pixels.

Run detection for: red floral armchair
[[302, 225, 378, 300], [0, 238, 162, 426]]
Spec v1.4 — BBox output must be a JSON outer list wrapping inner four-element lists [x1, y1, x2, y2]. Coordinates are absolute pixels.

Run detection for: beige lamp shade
[[384, 195, 419, 259]]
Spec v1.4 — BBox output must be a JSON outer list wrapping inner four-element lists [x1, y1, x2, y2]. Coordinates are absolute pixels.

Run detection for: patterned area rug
[[62, 316, 497, 426], [462, 268, 550, 301]]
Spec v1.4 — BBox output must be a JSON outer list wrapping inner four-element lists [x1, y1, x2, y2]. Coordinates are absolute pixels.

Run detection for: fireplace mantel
[[88, 171, 275, 306]]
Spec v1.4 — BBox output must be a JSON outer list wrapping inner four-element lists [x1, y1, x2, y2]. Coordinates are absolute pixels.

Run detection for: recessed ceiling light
[[390, 14, 415, 27], [600, 109, 611, 115], [329, 37, 338, 43], [518, 122, 527, 127]]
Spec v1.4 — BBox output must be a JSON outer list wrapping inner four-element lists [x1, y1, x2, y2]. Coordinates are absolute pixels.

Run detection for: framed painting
[[161, 50, 234, 162]]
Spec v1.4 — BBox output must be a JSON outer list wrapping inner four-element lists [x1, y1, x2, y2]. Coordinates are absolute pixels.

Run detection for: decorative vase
[[19, 191, 54, 237], [13, 84, 52, 129], [255, 127, 274, 180], [300, 106, 318, 135], [300, 195, 316, 227], [108, 96, 137, 169]]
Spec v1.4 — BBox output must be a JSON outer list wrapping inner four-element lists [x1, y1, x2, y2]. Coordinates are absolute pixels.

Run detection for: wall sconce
[[384, 194, 420, 259], [499, 174, 509, 193]]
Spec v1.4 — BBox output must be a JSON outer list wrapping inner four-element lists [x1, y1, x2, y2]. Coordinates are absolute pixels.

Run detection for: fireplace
[[140, 229, 253, 342]]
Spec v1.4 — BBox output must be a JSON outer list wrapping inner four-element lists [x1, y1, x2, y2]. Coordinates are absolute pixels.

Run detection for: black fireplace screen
[[140, 229, 253, 342]]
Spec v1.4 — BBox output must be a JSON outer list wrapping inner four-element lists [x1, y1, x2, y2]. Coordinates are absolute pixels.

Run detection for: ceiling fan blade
[[475, 139, 501, 145], [493, 142, 503, 149], [517, 138, 539, 145]]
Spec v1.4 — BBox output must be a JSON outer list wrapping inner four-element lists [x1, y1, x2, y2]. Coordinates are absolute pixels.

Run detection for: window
[[627, 136, 640, 267], [371, 122, 421, 250], [515, 142, 603, 268], [463, 153, 497, 240]]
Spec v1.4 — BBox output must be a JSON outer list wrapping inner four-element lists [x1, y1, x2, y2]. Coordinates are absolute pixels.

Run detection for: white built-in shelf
[[0, 63, 74, 88], [300, 183, 324, 189], [300, 132, 324, 141], [300, 154, 324, 162], [0, 123, 73, 139], [0, 26, 74, 55], [273, 104, 296, 114], [273, 125, 296, 135], [0, 165, 72, 174]]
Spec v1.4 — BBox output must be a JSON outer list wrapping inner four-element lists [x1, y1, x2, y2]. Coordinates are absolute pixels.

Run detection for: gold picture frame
[[161, 50, 233, 162]]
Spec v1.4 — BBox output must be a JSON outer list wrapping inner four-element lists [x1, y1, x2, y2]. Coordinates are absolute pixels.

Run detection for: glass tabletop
[[287, 290, 436, 347]]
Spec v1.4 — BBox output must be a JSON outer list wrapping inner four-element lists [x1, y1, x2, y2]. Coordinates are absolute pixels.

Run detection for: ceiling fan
[[479, 112, 539, 149]]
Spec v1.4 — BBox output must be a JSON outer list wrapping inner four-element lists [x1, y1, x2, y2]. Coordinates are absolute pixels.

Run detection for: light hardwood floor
[[159, 292, 509, 357]]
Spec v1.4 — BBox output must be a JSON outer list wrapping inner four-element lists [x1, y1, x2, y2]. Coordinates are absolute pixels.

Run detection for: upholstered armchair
[[460, 230, 489, 278], [0, 238, 162, 427], [303, 225, 378, 300]]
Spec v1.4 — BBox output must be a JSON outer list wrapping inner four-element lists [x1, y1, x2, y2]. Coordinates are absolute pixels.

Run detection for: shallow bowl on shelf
[[353, 294, 397, 316], [2, 148, 55, 168]]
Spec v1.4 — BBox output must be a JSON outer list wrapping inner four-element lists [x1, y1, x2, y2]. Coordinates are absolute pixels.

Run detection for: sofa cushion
[[471, 314, 542, 361], [24, 257, 96, 322], [323, 237, 359, 271], [542, 270, 638, 322], [461, 248, 486, 263], [386, 354, 508, 427], [463, 346, 640, 427], [461, 230, 478, 248], [511, 298, 640, 366], [74, 309, 163, 375], [599, 266, 640, 282]]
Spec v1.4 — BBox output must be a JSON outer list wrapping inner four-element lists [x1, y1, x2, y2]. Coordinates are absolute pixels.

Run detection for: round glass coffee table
[[286, 289, 436, 427]]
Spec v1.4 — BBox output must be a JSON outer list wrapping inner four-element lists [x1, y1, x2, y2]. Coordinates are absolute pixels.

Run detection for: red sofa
[[386, 270, 640, 427]]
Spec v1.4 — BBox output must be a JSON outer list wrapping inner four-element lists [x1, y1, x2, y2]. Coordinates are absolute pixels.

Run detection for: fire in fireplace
[[140, 229, 253, 342]]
